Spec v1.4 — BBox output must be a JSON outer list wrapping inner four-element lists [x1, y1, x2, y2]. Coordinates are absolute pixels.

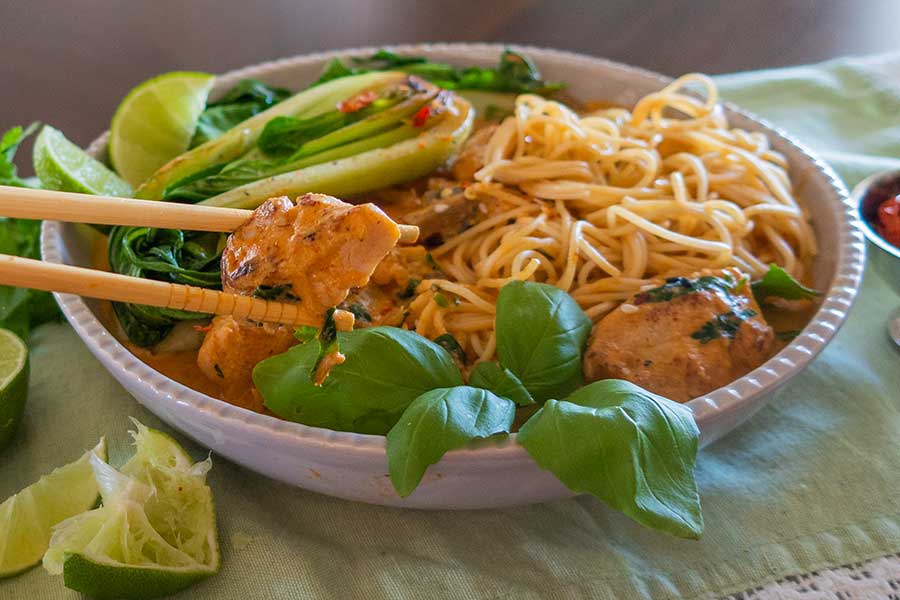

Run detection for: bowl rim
[[852, 168, 900, 260], [41, 42, 866, 461]]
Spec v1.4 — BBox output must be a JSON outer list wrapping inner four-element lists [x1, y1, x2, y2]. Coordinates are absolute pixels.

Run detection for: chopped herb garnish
[[252, 284, 299, 301], [319, 308, 339, 352], [397, 278, 422, 299], [433, 292, 450, 308], [294, 325, 319, 344], [751, 264, 819, 303], [690, 309, 757, 344], [633, 275, 734, 305], [425, 252, 440, 270], [346, 302, 372, 323], [213, 363, 224, 378], [776, 329, 801, 342], [433, 333, 466, 364]]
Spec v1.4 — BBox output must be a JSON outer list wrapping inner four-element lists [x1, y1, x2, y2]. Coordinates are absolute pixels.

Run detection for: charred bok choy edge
[[136, 71, 473, 209], [253, 280, 703, 538]]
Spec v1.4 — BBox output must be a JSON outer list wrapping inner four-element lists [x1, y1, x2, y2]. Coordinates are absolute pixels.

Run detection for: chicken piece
[[198, 193, 401, 404], [583, 268, 774, 402], [197, 316, 295, 411], [222, 193, 401, 317], [451, 124, 497, 181]]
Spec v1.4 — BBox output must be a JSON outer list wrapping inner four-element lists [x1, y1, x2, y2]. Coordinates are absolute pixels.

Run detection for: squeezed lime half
[[44, 421, 220, 599]]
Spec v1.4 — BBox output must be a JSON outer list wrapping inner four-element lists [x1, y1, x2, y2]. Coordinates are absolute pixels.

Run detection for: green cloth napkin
[[4, 53, 900, 600]]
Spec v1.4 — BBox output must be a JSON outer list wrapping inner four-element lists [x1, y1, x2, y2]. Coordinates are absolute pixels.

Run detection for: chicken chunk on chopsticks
[[198, 193, 403, 406], [583, 268, 774, 403]]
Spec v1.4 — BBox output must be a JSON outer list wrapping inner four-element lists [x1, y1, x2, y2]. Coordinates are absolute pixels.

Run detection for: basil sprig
[[254, 327, 462, 434], [387, 386, 515, 496], [254, 281, 702, 537], [495, 281, 592, 401], [518, 380, 703, 539]]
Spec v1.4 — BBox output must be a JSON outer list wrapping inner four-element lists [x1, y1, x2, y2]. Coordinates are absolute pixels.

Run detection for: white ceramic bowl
[[41, 44, 865, 509]]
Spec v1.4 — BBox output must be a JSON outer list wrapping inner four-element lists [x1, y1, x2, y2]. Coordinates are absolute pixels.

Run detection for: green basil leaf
[[495, 281, 592, 402], [254, 326, 463, 435], [517, 379, 703, 539], [751, 264, 820, 302], [468, 361, 534, 406], [387, 386, 515, 497]]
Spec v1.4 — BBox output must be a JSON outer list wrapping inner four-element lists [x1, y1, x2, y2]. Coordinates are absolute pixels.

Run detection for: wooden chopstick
[[0, 185, 420, 243], [0, 254, 352, 329]]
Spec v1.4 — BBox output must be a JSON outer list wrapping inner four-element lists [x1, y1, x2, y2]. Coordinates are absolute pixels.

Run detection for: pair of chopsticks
[[0, 185, 419, 329]]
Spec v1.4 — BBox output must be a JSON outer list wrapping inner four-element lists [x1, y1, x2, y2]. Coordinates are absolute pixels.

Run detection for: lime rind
[[0, 439, 107, 578], [33, 126, 132, 197], [109, 71, 215, 187], [44, 421, 219, 599], [0, 328, 29, 450]]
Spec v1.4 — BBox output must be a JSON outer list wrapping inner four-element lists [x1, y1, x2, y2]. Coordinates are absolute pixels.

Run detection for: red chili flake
[[193, 324, 213, 333], [338, 90, 378, 113], [412, 105, 431, 127]]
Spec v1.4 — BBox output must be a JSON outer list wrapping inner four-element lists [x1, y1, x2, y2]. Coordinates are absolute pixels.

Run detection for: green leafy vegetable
[[495, 281, 592, 402], [517, 380, 703, 539], [433, 333, 465, 364], [468, 361, 534, 407], [135, 71, 405, 200], [0, 219, 61, 338], [751, 264, 820, 302], [0, 123, 39, 187], [633, 274, 736, 305], [0, 125, 60, 337], [254, 326, 463, 434], [168, 80, 434, 202], [387, 386, 515, 496], [107, 226, 224, 346], [690, 308, 757, 344], [191, 79, 291, 148], [317, 49, 564, 96], [293, 325, 319, 344], [252, 284, 298, 301]]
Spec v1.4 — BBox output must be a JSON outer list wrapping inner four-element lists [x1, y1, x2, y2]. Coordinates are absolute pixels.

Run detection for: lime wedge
[[44, 421, 219, 599], [0, 328, 29, 451], [109, 72, 215, 188], [0, 439, 107, 578], [33, 126, 133, 196]]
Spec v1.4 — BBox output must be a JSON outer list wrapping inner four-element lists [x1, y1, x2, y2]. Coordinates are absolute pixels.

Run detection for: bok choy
[[136, 72, 473, 209], [111, 72, 474, 345], [315, 49, 565, 119]]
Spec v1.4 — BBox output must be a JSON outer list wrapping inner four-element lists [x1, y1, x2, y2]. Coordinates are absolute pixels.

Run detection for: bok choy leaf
[[317, 49, 564, 96], [135, 71, 405, 201]]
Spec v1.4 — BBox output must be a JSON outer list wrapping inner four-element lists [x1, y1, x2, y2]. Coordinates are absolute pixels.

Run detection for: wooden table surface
[[1, 0, 900, 153]]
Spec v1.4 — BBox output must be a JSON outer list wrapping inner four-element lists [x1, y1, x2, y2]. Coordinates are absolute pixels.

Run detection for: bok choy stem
[[135, 71, 407, 200]]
